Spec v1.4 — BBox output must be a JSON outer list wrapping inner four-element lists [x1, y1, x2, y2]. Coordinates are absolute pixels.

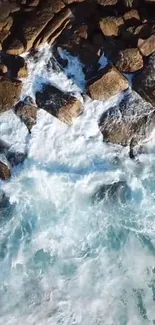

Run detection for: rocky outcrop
[[36, 84, 83, 125], [88, 65, 129, 101], [99, 91, 155, 146], [0, 77, 22, 112], [14, 100, 38, 132]]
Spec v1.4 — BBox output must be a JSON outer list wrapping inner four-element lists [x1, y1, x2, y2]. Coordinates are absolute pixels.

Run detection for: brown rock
[[99, 91, 155, 146], [63, 0, 85, 3], [0, 160, 11, 181], [115, 48, 143, 72], [0, 64, 7, 74], [99, 16, 124, 37], [36, 84, 83, 125], [14, 101, 37, 132], [17, 64, 28, 78], [27, 0, 40, 6], [122, 0, 140, 7], [0, 30, 10, 43], [123, 9, 140, 25], [138, 34, 155, 56], [88, 65, 129, 101], [97, 0, 118, 5], [6, 38, 25, 55], [0, 77, 22, 112]]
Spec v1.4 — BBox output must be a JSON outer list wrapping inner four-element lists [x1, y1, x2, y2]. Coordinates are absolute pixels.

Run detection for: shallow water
[[0, 45, 155, 325]]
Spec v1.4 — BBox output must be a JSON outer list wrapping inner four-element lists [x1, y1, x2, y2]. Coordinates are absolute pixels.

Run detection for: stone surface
[[17, 64, 28, 78], [14, 101, 38, 132], [0, 63, 7, 74], [123, 9, 140, 24], [88, 65, 129, 101], [0, 158, 11, 180], [93, 181, 131, 202], [115, 48, 143, 72], [133, 52, 155, 106], [138, 35, 155, 56], [99, 16, 124, 37], [99, 90, 155, 145], [97, 0, 118, 5], [36, 84, 83, 125], [0, 77, 22, 112]]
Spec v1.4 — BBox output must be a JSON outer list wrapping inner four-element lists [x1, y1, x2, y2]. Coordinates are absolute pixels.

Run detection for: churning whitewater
[[1, 45, 155, 325]]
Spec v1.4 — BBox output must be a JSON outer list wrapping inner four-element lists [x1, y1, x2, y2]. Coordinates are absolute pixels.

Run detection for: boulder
[[115, 48, 143, 72], [99, 90, 155, 146], [36, 84, 83, 125], [99, 16, 124, 37], [138, 34, 155, 56], [14, 100, 38, 132], [7, 151, 27, 167], [17, 63, 28, 78], [133, 53, 155, 105], [88, 65, 129, 101], [123, 9, 140, 26], [97, 0, 118, 5], [0, 63, 7, 74], [0, 77, 22, 112], [93, 181, 131, 202]]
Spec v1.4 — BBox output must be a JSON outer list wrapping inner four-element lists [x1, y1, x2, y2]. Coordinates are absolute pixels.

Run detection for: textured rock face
[[133, 53, 155, 106], [99, 91, 155, 145], [0, 158, 11, 180], [115, 48, 143, 72], [99, 16, 124, 37], [36, 84, 83, 125], [0, 77, 22, 112], [88, 65, 129, 101], [138, 35, 155, 56], [14, 101, 38, 132], [93, 181, 131, 203]]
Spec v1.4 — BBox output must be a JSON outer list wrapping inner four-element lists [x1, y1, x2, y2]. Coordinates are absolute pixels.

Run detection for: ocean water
[[0, 45, 155, 325]]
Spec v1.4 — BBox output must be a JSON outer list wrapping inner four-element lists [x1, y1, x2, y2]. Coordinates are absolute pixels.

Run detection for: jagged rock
[[36, 84, 83, 125], [7, 151, 27, 167], [17, 63, 28, 78], [0, 77, 22, 112], [115, 48, 143, 72], [93, 181, 131, 202], [0, 63, 7, 74], [99, 16, 124, 37], [133, 52, 155, 105], [6, 38, 25, 55], [14, 100, 37, 132], [99, 91, 155, 145], [123, 9, 140, 26], [88, 65, 129, 101], [0, 156, 11, 180], [138, 35, 155, 56]]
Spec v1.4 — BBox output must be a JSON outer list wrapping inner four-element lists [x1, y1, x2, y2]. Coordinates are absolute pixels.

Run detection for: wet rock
[[93, 181, 131, 203], [0, 63, 7, 74], [97, 0, 118, 5], [0, 53, 26, 79], [133, 52, 155, 106], [0, 156, 11, 180], [88, 65, 129, 101], [123, 9, 140, 26], [0, 77, 22, 112], [17, 63, 28, 78], [7, 151, 27, 167], [36, 84, 83, 125], [138, 34, 155, 56], [115, 48, 143, 73], [99, 16, 124, 37], [14, 100, 37, 132], [99, 90, 155, 146]]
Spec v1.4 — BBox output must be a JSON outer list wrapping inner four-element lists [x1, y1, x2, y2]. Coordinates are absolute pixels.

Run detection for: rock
[[138, 34, 155, 56], [14, 101, 37, 132], [99, 90, 155, 146], [133, 52, 155, 105], [93, 181, 131, 202], [17, 63, 28, 78], [6, 38, 25, 55], [0, 63, 7, 74], [88, 65, 129, 101], [0, 158, 11, 180], [99, 16, 124, 37], [97, 0, 118, 5], [36, 84, 83, 125], [123, 9, 140, 26], [0, 53, 25, 79], [7, 151, 27, 167], [115, 48, 143, 72], [123, 0, 140, 7], [0, 77, 22, 112]]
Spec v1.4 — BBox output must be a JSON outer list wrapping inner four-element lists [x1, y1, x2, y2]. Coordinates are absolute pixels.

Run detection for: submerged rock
[[99, 91, 155, 146], [36, 84, 83, 125], [88, 65, 129, 101], [93, 181, 131, 203]]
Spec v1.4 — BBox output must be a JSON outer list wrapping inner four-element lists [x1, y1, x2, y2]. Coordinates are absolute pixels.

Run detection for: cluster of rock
[[1, 0, 155, 181]]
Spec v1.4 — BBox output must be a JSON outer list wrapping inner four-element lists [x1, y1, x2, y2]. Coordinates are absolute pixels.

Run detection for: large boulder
[[0, 77, 22, 112], [99, 91, 155, 146], [14, 100, 38, 132], [88, 65, 129, 101], [115, 48, 143, 73], [133, 52, 155, 106], [138, 35, 155, 56], [93, 180, 131, 203], [99, 16, 124, 37], [36, 84, 83, 125]]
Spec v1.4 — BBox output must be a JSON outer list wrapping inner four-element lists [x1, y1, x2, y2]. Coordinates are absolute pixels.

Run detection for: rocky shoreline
[[1, 0, 155, 181]]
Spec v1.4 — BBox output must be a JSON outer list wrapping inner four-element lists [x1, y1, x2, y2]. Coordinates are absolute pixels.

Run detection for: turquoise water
[[0, 45, 155, 325]]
